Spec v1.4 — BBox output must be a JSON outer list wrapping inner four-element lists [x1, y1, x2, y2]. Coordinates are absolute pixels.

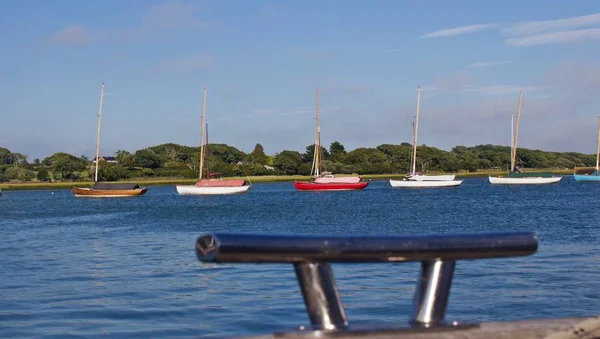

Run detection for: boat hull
[[72, 187, 148, 198], [389, 179, 463, 188], [488, 176, 562, 185], [176, 184, 251, 195], [294, 181, 369, 191], [407, 174, 456, 181], [573, 174, 600, 182]]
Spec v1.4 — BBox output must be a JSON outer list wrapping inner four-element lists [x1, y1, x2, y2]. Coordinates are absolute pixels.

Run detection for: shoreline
[[0, 169, 575, 191]]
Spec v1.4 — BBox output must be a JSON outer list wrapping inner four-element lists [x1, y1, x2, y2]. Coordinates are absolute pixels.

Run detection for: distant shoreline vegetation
[[0, 142, 596, 187]]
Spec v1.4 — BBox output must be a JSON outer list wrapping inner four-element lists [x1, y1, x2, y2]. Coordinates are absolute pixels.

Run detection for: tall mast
[[314, 87, 320, 177], [205, 122, 209, 177], [198, 85, 207, 180], [511, 88, 523, 172], [94, 82, 105, 183], [411, 86, 421, 176], [510, 113, 514, 170], [409, 117, 416, 173], [596, 116, 600, 171]]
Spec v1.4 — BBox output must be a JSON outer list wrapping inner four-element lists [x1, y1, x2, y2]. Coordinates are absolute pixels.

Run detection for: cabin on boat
[[92, 182, 142, 190]]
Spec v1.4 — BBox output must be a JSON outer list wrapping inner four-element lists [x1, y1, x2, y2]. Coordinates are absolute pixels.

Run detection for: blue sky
[[2, 0, 600, 160]]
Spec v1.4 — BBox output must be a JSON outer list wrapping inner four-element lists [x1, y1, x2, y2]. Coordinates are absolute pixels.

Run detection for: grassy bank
[[0, 169, 576, 191]]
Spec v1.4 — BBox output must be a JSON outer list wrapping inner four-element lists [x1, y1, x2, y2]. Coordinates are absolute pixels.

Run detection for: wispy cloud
[[47, 0, 214, 46], [502, 13, 600, 36], [502, 13, 600, 46], [48, 24, 95, 46], [155, 54, 213, 71], [469, 61, 513, 68], [458, 85, 544, 96], [505, 28, 600, 46], [419, 24, 497, 38]]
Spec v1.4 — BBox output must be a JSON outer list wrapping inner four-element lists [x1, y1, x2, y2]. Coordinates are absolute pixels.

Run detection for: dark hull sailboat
[[72, 82, 148, 198], [72, 182, 147, 198]]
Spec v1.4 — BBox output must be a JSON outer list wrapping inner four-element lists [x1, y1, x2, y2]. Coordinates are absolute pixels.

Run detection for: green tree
[[42, 152, 87, 180], [304, 144, 330, 162], [329, 141, 346, 160], [250, 143, 268, 165], [274, 150, 303, 174], [36, 168, 50, 182], [98, 163, 130, 181], [134, 149, 161, 168], [116, 150, 135, 168]]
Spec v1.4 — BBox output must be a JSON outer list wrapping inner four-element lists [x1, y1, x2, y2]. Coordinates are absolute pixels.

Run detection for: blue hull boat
[[573, 171, 600, 182]]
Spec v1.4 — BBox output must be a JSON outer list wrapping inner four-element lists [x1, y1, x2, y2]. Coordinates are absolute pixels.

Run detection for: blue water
[[1, 177, 600, 338]]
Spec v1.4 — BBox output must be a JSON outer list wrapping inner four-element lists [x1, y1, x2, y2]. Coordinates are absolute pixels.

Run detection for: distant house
[[91, 156, 118, 164], [264, 165, 275, 171]]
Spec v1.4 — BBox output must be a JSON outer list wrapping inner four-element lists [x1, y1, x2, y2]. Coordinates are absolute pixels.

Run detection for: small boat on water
[[73, 182, 147, 198], [390, 86, 462, 188], [294, 89, 368, 192], [573, 116, 600, 182], [489, 88, 561, 185], [176, 86, 251, 195], [72, 83, 148, 198]]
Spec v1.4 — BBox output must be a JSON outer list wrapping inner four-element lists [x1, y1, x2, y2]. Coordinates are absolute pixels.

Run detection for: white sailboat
[[489, 88, 561, 185], [176, 86, 251, 195], [390, 86, 462, 188]]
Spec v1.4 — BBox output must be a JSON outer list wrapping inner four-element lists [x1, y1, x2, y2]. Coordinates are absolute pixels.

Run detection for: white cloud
[[503, 13, 600, 36], [419, 24, 497, 38], [469, 61, 513, 68], [501, 13, 600, 46], [48, 25, 93, 46], [458, 85, 544, 96], [47, 0, 213, 46], [139, 0, 213, 32], [505, 28, 600, 46]]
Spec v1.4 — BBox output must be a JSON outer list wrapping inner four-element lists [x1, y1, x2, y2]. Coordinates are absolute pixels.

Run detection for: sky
[[2, 0, 600, 160]]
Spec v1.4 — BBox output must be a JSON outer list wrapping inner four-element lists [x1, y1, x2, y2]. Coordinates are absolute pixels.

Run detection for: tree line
[[0, 142, 595, 182]]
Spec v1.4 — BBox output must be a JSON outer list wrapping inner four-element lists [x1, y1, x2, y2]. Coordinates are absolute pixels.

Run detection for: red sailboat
[[294, 88, 369, 192]]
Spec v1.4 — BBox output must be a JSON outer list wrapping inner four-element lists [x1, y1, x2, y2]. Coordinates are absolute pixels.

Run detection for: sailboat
[[489, 88, 561, 185], [573, 116, 600, 182], [176, 86, 251, 195], [294, 88, 369, 191], [390, 86, 462, 188], [72, 83, 148, 198]]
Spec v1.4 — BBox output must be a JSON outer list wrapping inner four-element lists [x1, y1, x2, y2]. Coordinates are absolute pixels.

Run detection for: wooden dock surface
[[241, 316, 600, 339]]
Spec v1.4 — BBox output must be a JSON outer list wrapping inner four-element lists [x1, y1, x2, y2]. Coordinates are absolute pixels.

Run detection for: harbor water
[[1, 177, 599, 338]]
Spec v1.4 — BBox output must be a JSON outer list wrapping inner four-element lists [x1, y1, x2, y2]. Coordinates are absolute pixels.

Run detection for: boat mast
[[411, 86, 421, 176], [205, 122, 209, 177], [511, 88, 523, 172], [409, 117, 416, 173], [510, 113, 514, 171], [198, 85, 207, 180], [596, 116, 600, 171], [314, 87, 320, 177], [94, 82, 105, 183]]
